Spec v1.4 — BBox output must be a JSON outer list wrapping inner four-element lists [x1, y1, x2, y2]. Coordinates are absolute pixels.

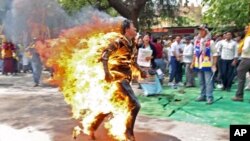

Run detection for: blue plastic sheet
[[140, 75, 162, 96]]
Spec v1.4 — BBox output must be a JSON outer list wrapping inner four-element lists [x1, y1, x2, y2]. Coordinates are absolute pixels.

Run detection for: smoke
[[0, 0, 121, 46]]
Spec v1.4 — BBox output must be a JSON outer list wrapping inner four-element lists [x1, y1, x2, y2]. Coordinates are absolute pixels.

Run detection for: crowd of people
[[135, 24, 250, 104]]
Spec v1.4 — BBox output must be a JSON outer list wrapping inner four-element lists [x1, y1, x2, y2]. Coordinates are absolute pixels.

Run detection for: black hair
[[146, 31, 151, 37], [121, 19, 132, 35], [152, 38, 157, 43], [226, 31, 235, 38]]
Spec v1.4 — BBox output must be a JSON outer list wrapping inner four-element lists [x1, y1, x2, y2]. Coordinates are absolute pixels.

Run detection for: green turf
[[137, 83, 250, 128]]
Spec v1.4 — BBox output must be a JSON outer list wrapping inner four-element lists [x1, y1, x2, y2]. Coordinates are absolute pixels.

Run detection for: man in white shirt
[[169, 36, 183, 88], [219, 32, 238, 91], [183, 36, 195, 87], [214, 34, 225, 89], [232, 24, 250, 101]]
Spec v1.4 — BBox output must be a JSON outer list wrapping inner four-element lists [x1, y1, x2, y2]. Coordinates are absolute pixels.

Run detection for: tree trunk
[[107, 0, 148, 29]]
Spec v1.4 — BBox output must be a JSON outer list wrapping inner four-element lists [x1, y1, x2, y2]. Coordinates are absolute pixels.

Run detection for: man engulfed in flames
[[37, 19, 146, 141], [93, 19, 147, 141]]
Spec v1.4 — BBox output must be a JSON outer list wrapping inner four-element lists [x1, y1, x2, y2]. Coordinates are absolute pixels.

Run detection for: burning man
[[85, 19, 146, 141]]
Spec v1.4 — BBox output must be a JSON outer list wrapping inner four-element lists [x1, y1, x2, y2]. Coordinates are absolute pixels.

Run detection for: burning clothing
[[102, 36, 141, 81], [100, 35, 142, 140], [35, 19, 144, 140]]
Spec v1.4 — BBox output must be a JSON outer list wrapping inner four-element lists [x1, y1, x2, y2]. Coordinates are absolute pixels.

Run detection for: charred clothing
[[102, 36, 142, 81], [93, 36, 142, 140]]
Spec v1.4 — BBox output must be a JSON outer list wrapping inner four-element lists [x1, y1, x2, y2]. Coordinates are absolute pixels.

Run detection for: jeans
[[198, 70, 214, 100], [236, 58, 250, 98], [221, 59, 235, 89], [214, 56, 222, 84], [154, 58, 166, 80], [154, 58, 167, 74], [169, 56, 182, 83], [31, 59, 42, 84], [185, 63, 195, 86]]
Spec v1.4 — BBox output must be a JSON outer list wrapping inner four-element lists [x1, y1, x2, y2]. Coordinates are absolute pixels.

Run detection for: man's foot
[[232, 96, 243, 102], [186, 84, 195, 87], [195, 96, 206, 102], [245, 86, 250, 90], [177, 82, 184, 87], [206, 98, 214, 105], [171, 84, 177, 89], [89, 130, 96, 140], [33, 84, 39, 87], [217, 84, 223, 89], [168, 82, 173, 86], [125, 134, 135, 141]]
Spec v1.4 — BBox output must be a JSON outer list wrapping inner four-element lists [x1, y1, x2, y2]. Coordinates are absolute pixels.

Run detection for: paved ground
[[0, 73, 229, 141]]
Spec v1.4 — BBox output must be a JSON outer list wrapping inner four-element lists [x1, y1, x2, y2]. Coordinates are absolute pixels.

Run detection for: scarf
[[194, 34, 212, 71], [238, 23, 250, 54]]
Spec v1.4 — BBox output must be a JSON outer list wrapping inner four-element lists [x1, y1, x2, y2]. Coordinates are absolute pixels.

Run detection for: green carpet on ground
[[137, 83, 250, 128]]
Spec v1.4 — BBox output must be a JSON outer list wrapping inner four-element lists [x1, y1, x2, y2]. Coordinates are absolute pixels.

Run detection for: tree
[[58, 0, 181, 29], [58, 0, 116, 15], [58, 0, 148, 27], [107, 0, 147, 28], [202, 0, 250, 29]]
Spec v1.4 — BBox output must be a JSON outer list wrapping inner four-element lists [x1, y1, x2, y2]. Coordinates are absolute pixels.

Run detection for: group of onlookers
[[135, 23, 250, 104], [0, 36, 42, 87]]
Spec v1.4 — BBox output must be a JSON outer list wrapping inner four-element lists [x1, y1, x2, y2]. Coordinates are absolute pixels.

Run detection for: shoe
[[33, 84, 39, 87], [177, 82, 184, 86], [195, 96, 206, 102], [206, 99, 214, 105], [232, 96, 243, 102], [245, 86, 250, 90], [185, 84, 195, 88], [168, 82, 173, 86], [217, 84, 223, 89], [171, 84, 177, 89]]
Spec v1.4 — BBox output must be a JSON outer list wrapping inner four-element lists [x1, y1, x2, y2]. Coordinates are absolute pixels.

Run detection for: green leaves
[[202, 0, 250, 29], [58, 0, 113, 15]]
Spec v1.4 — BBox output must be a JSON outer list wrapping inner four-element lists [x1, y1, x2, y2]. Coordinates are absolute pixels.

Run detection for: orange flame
[[36, 18, 137, 140]]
